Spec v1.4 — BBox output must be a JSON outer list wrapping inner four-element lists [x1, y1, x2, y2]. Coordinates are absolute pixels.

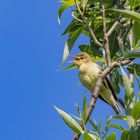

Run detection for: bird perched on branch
[[70, 52, 124, 114]]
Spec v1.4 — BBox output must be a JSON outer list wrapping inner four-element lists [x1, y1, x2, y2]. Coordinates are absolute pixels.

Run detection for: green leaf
[[131, 101, 140, 121], [78, 45, 103, 61], [112, 9, 140, 22], [120, 66, 133, 97], [127, 63, 140, 76], [129, 0, 140, 8], [58, 0, 76, 23], [81, 0, 88, 11], [64, 64, 76, 70], [112, 115, 127, 121], [133, 21, 140, 45], [129, 128, 138, 140], [122, 128, 138, 140], [83, 95, 87, 122], [83, 131, 98, 140], [62, 19, 83, 35], [54, 106, 84, 134], [126, 115, 135, 128], [120, 66, 134, 115], [136, 126, 140, 139], [107, 123, 126, 131], [89, 119, 99, 133], [124, 47, 140, 58], [134, 67, 140, 89], [106, 123, 126, 131], [75, 102, 83, 118], [62, 27, 83, 64], [121, 129, 138, 140], [106, 132, 116, 140], [109, 31, 120, 58], [121, 130, 129, 140]]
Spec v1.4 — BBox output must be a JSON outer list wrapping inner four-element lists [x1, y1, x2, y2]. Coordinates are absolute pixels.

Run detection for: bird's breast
[[78, 63, 100, 92], [79, 72, 97, 92]]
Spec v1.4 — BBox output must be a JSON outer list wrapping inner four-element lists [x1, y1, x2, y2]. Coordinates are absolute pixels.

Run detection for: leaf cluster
[[55, 0, 140, 140]]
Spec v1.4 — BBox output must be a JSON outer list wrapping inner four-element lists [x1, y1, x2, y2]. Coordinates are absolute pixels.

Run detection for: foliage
[[55, 0, 140, 139]]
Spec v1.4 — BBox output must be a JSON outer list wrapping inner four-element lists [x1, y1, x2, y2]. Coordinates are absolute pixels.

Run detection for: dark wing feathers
[[104, 77, 118, 101], [99, 77, 117, 104], [98, 95, 109, 104]]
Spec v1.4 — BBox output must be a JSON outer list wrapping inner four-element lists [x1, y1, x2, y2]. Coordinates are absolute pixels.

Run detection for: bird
[[70, 52, 124, 114]]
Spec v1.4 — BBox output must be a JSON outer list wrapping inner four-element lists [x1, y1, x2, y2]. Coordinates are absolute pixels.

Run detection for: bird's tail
[[112, 103, 122, 114], [117, 98, 125, 108]]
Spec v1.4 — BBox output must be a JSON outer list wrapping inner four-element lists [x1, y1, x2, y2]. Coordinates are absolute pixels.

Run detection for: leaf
[[81, 0, 88, 11], [127, 63, 140, 76], [83, 131, 98, 140], [62, 19, 83, 35], [121, 130, 129, 140], [58, 0, 76, 23], [89, 119, 99, 133], [131, 101, 140, 121], [112, 9, 140, 22], [112, 115, 127, 121], [120, 66, 134, 115], [74, 102, 83, 119], [54, 106, 84, 134], [78, 45, 103, 60], [120, 66, 133, 97], [64, 64, 76, 70], [126, 115, 135, 128], [129, 128, 138, 140], [122, 128, 138, 140], [109, 31, 120, 58], [106, 132, 116, 140], [124, 47, 140, 58], [136, 126, 140, 139], [129, 0, 140, 8], [83, 95, 87, 122], [62, 27, 83, 64], [133, 21, 140, 45], [134, 67, 140, 89], [106, 123, 126, 131]]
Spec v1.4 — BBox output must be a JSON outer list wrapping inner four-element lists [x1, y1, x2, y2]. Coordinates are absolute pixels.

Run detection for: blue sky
[[0, 0, 135, 140]]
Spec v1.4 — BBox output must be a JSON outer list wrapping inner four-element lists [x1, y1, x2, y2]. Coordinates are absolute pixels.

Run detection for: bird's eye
[[80, 57, 84, 59]]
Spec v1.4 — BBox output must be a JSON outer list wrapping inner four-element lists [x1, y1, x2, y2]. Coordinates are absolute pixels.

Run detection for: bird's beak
[[68, 55, 80, 63]]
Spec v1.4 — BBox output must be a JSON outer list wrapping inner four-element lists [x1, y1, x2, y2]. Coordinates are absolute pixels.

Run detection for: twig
[[100, 1, 111, 66], [107, 21, 119, 37], [72, 59, 132, 140], [74, 0, 103, 48], [117, 36, 124, 55], [121, 20, 133, 41], [72, 12, 83, 23]]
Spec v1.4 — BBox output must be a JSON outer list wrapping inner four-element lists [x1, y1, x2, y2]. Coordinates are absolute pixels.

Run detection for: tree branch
[[107, 21, 119, 37], [72, 59, 132, 140], [72, 2, 132, 140], [100, 1, 111, 66], [121, 21, 133, 41], [74, 0, 103, 48]]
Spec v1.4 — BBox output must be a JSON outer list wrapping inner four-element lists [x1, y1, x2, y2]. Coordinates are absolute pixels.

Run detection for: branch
[[117, 36, 124, 55], [121, 21, 133, 41], [107, 21, 119, 37], [72, 59, 132, 140], [74, 0, 103, 48], [101, 1, 111, 66]]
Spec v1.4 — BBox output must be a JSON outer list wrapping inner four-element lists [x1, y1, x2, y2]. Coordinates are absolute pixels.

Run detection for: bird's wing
[[98, 95, 109, 104], [103, 77, 118, 101], [93, 63, 118, 102]]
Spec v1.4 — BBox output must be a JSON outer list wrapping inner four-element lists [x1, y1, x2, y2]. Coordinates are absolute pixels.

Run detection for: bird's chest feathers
[[78, 63, 99, 91]]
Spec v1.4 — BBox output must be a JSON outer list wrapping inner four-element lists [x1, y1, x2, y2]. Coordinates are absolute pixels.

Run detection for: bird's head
[[70, 52, 92, 67]]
